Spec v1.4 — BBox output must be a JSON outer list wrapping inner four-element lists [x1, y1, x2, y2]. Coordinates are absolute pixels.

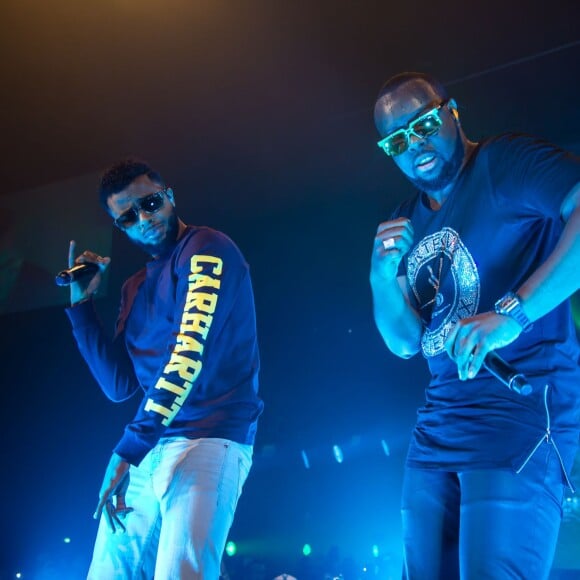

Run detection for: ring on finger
[[382, 237, 395, 250]]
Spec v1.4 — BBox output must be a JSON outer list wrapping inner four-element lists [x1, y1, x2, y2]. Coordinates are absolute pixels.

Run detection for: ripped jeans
[[87, 437, 252, 580]]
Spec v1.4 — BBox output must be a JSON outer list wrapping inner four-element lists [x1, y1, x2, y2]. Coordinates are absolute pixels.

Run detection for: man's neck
[[176, 219, 188, 240], [427, 140, 478, 210]]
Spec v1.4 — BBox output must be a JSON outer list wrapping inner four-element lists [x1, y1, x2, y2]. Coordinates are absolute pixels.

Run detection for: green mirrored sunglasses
[[377, 100, 450, 157]]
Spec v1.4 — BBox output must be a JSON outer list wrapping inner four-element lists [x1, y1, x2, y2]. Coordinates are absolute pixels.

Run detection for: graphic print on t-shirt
[[407, 227, 480, 357]]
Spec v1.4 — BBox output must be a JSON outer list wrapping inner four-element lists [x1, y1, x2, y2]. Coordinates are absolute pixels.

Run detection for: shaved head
[[376, 72, 448, 103]]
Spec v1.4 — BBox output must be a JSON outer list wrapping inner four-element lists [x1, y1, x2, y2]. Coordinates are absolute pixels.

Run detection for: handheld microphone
[[482, 351, 533, 396], [55, 263, 100, 287]]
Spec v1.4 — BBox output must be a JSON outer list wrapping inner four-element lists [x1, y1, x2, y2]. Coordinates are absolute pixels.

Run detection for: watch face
[[495, 292, 531, 330], [496, 294, 516, 313]]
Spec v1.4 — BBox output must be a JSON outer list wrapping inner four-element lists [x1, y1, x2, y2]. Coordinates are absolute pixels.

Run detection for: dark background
[[1, 1, 579, 578]]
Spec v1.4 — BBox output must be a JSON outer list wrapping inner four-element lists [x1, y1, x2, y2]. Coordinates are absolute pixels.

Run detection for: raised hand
[[371, 217, 414, 282], [68, 240, 111, 305]]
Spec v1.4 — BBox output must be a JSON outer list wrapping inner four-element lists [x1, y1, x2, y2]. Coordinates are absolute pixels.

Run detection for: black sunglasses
[[114, 188, 169, 230]]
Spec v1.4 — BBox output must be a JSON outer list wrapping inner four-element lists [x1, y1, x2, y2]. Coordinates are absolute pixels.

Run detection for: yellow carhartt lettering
[[174, 333, 204, 354], [153, 252, 225, 428], [144, 398, 173, 418], [185, 292, 218, 314], [180, 312, 213, 339], [163, 353, 202, 383], [191, 255, 223, 276], [161, 406, 180, 426], [188, 273, 221, 291], [154, 376, 189, 396], [160, 391, 192, 426]]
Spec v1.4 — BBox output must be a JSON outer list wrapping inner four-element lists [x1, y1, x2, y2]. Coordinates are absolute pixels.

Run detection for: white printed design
[[407, 227, 480, 357]]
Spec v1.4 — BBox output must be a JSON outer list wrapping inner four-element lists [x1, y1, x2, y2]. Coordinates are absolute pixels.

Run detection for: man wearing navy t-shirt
[[66, 158, 263, 579], [370, 72, 580, 578]]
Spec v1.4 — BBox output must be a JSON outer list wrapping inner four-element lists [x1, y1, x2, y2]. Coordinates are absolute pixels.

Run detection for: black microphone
[[482, 351, 533, 396], [55, 263, 100, 287]]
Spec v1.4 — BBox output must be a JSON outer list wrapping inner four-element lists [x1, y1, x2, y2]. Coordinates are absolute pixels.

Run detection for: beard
[[408, 129, 466, 194], [132, 209, 180, 257]]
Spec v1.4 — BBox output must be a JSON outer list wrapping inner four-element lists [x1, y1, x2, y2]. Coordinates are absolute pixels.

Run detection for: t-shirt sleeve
[[486, 134, 580, 220]]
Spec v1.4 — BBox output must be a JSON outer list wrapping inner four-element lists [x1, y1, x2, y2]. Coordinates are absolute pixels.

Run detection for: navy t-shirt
[[391, 134, 580, 472]]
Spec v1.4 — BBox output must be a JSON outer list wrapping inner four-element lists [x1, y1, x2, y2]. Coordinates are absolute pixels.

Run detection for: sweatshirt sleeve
[[65, 299, 141, 402], [113, 229, 248, 465]]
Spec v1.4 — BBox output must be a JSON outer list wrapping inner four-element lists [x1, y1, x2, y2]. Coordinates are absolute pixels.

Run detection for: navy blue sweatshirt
[[67, 226, 263, 465]]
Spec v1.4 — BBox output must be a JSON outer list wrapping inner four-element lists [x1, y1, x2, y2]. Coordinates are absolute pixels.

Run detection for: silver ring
[[382, 238, 395, 250]]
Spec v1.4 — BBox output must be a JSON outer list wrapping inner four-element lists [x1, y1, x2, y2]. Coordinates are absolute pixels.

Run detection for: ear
[[448, 98, 459, 120], [166, 187, 176, 206]]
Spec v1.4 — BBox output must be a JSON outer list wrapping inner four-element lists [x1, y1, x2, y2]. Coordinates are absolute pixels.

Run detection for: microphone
[[55, 263, 100, 287], [482, 351, 533, 396]]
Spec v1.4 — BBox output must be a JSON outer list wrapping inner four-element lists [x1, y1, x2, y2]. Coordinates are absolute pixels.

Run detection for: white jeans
[[87, 437, 252, 580]]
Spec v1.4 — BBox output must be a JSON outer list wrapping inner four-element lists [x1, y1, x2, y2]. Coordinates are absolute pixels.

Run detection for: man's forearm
[[371, 274, 423, 358], [518, 203, 580, 322]]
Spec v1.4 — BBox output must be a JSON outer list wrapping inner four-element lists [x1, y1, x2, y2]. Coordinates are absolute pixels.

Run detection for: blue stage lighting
[[381, 439, 390, 457]]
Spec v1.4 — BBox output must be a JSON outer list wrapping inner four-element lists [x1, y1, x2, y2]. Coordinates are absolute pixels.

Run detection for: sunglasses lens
[[385, 132, 409, 156], [412, 114, 442, 138], [140, 192, 165, 213], [115, 209, 138, 229]]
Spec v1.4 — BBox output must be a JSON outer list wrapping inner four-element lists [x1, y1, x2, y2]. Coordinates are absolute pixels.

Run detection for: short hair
[[376, 72, 449, 103], [98, 158, 165, 209]]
